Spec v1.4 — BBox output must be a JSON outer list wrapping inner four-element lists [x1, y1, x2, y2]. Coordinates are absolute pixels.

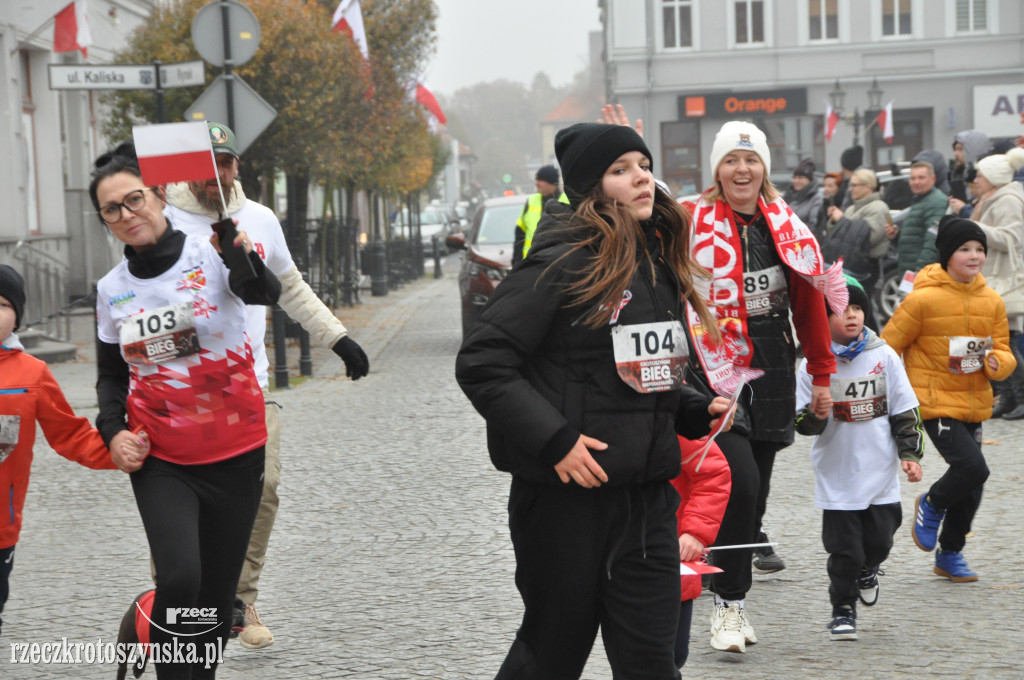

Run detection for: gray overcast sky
[[426, 0, 602, 96]]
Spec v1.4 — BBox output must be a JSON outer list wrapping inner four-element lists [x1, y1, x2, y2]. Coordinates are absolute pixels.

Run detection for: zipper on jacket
[[6, 486, 12, 526]]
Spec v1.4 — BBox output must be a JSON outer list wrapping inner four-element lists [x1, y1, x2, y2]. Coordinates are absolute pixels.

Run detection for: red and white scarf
[[686, 194, 848, 395]]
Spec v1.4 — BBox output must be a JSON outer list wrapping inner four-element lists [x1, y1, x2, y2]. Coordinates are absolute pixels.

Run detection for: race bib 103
[[120, 302, 200, 365]]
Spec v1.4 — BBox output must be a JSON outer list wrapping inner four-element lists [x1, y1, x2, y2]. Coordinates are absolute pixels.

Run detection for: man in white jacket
[[164, 122, 369, 650]]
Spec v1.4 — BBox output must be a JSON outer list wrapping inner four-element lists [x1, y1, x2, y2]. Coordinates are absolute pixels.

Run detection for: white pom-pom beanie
[[709, 121, 772, 179], [976, 147, 1024, 187]]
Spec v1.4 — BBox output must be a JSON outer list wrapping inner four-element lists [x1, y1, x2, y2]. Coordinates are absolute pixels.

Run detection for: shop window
[[662, 0, 693, 49], [735, 1, 765, 44], [955, 0, 986, 32], [882, 0, 912, 36], [809, 0, 838, 40], [661, 121, 702, 197]]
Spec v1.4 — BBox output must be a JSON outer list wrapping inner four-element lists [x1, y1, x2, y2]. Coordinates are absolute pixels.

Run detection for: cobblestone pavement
[[4, 254, 1024, 679]]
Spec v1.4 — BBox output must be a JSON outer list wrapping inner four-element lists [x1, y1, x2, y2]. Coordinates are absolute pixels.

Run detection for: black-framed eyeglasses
[[98, 188, 152, 223]]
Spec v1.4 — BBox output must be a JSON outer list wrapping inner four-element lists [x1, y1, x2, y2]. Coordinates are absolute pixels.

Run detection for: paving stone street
[[4, 255, 1024, 679]]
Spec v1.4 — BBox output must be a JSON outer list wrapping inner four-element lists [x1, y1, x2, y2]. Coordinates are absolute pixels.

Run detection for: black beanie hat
[[826, 273, 870, 318], [840, 145, 863, 171], [555, 123, 653, 208], [792, 158, 816, 180], [535, 164, 560, 185], [0, 265, 25, 332], [935, 214, 987, 269]]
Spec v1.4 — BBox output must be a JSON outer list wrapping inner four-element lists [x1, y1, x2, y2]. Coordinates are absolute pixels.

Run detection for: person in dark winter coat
[[948, 130, 991, 203], [783, 158, 824, 227], [837, 145, 863, 209], [684, 121, 843, 655], [456, 119, 733, 680]]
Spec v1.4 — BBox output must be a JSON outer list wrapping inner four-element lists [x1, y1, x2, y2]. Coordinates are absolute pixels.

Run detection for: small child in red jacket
[[0, 265, 148, 636], [671, 436, 731, 666]]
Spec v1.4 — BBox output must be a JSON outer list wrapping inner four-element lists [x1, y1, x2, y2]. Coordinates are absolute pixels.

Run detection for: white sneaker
[[710, 603, 746, 653], [738, 606, 757, 645]]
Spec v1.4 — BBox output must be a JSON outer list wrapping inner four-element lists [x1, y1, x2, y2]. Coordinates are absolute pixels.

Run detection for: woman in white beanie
[[949, 147, 1024, 418], [684, 120, 845, 654]]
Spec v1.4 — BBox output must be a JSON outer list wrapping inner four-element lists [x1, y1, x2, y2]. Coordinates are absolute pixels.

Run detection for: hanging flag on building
[[414, 81, 447, 125], [54, 0, 90, 57], [332, 0, 368, 61], [876, 101, 894, 144], [132, 122, 217, 186], [824, 100, 839, 142]]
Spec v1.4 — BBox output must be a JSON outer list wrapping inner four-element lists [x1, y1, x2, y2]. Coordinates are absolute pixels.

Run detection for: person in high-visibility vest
[[513, 165, 569, 266]]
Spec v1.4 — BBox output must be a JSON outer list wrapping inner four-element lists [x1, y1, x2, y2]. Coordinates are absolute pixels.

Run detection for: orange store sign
[[678, 89, 807, 119]]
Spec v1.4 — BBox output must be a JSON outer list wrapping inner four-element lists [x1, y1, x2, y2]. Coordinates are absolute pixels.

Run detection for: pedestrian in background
[[816, 171, 843, 235], [948, 130, 990, 203], [782, 158, 823, 227], [456, 121, 732, 679], [683, 121, 844, 654], [512, 165, 569, 266], [795, 275, 923, 642], [164, 122, 369, 649], [886, 160, 947, 275], [0, 265, 148, 638], [882, 216, 1016, 583], [91, 142, 280, 679]]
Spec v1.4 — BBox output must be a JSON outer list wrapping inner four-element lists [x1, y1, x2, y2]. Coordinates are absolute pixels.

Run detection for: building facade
[[0, 0, 155, 325], [601, 0, 1024, 196]]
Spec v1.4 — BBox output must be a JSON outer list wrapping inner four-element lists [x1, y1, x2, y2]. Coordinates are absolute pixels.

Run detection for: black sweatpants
[[495, 479, 682, 680], [821, 503, 902, 608], [923, 418, 989, 552], [708, 432, 781, 601], [0, 545, 12, 637], [131, 448, 264, 680]]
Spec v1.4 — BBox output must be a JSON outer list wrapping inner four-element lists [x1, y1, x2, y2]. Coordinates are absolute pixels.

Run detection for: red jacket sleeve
[[35, 365, 116, 470], [789, 270, 836, 386], [671, 436, 731, 549]]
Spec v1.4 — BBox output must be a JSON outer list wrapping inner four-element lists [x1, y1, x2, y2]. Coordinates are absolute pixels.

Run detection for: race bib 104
[[948, 336, 991, 375], [120, 302, 200, 365], [611, 320, 688, 393], [830, 374, 888, 422]]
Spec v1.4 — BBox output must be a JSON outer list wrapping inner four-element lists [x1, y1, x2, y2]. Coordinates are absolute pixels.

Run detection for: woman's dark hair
[[88, 141, 143, 215]]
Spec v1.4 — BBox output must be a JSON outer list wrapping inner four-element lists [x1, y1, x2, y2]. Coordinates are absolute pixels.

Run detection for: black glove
[[332, 336, 369, 380]]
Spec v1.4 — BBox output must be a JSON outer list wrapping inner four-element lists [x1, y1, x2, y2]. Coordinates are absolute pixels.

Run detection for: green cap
[[207, 122, 239, 158]]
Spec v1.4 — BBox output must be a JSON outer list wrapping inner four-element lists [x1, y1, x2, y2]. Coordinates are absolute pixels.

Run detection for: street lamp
[[829, 77, 885, 146]]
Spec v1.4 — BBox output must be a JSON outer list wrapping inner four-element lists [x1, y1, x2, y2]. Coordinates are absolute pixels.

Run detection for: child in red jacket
[[0, 265, 147, 636], [671, 436, 731, 666]]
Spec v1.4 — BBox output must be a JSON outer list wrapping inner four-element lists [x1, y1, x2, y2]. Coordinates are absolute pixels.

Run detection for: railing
[[11, 239, 74, 341], [285, 216, 363, 308]]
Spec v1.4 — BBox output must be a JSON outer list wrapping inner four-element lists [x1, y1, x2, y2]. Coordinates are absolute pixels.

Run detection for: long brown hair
[[549, 185, 720, 338]]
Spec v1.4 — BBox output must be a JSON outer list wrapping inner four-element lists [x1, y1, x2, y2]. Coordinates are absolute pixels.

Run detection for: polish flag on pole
[[54, 0, 91, 57], [132, 122, 217, 186], [824, 100, 839, 142], [415, 82, 447, 125], [332, 0, 369, 61], [876, 101, 894, 144]]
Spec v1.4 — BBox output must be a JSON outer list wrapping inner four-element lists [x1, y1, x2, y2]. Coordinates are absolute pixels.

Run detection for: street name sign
[[48, 61, 205, 91]]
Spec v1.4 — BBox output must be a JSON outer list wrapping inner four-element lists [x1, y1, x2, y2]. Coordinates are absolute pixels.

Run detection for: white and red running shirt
[[96, 235, 266, 465]]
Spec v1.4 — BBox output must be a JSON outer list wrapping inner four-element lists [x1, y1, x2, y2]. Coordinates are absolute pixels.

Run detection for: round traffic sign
[[502, 173, 512, 183], [192, 0, 261, 68]]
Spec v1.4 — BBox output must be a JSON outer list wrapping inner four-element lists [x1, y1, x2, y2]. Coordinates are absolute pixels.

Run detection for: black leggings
[[709, 432, 782, 601], [923, 419, 989, 552], [131, 448, 264, 680]]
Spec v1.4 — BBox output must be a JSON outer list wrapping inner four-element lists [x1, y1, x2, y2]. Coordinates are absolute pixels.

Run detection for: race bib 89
[[611, 320, 688, 393], [743, 266, 788, 316]]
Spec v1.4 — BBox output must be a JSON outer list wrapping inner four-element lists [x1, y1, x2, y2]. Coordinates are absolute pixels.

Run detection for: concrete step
[[16, 328, 47, 349], [23, 337, 80, 364]]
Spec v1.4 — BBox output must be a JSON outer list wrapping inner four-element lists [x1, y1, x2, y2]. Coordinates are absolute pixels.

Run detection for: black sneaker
[[229, 596, 246, 639], [827, 607, 857, 641], [752, 531, 786, 574], [857, 567, 883, 606]]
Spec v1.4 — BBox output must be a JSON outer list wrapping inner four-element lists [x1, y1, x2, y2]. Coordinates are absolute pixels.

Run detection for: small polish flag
[[54, 0, 91, 57], [876, 100, 894, 144], [132, 122, 217, 186], [824, 100, 839, 142], [332, 0, 369, 61]]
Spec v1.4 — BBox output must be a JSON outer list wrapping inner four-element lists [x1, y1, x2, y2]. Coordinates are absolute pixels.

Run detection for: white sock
[[714, 596, 745, 609]]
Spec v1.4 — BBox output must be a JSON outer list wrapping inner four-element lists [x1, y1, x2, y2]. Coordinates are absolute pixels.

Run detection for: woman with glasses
[[823, 168, 891, 328], [89, 142, 280, 679]]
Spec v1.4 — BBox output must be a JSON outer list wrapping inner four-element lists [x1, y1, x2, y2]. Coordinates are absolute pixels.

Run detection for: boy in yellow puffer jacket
[[882, 215, 1016, 582]]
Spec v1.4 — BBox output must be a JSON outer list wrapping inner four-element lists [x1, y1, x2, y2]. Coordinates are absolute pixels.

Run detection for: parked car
[[419, 206, 452, 256], [447, 194, 526, 337]]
